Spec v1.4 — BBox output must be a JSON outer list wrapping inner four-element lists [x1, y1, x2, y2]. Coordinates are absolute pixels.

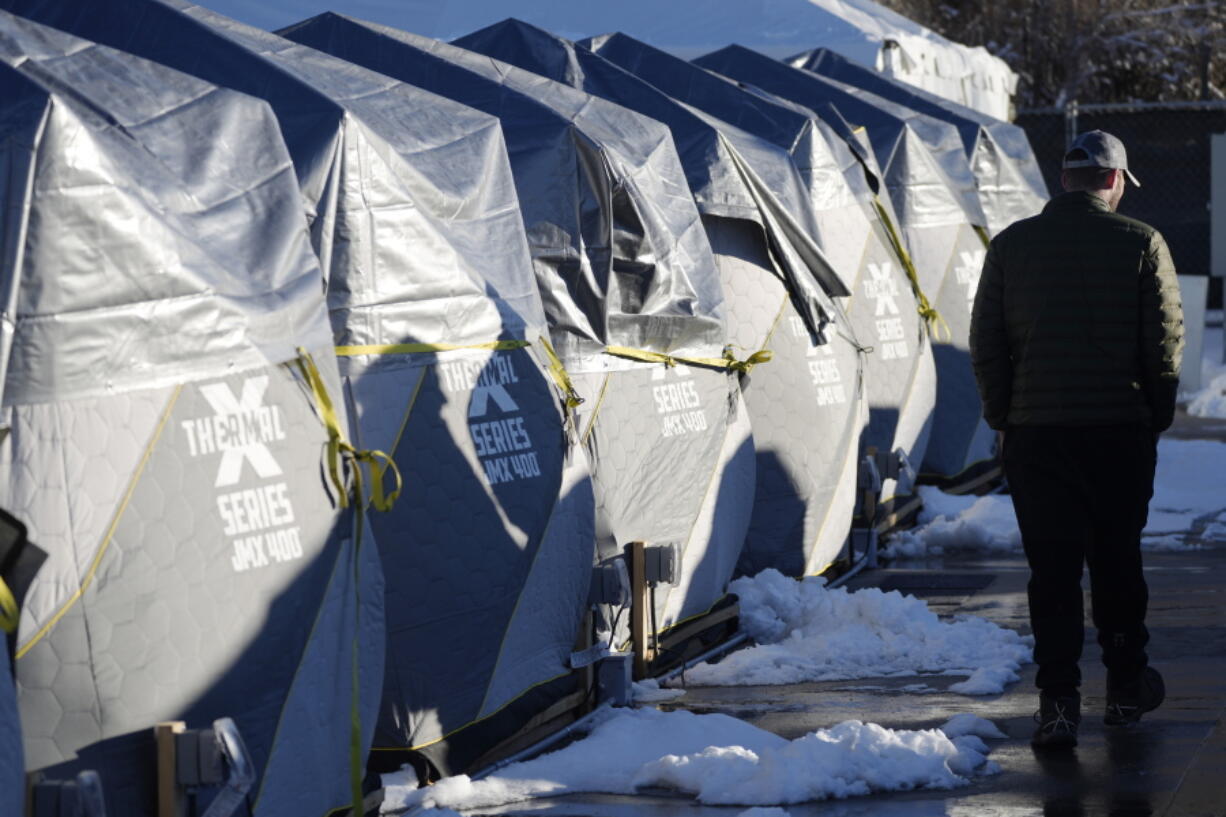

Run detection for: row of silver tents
[[0, 1, 1047, 814]]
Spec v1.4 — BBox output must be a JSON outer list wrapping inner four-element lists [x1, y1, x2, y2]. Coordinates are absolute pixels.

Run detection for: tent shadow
[[31, 504, 377, 816], [739, 448, 811, 578]]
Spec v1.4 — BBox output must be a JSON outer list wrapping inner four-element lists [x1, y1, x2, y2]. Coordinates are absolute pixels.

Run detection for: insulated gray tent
[[695, 46, 998, 490], [1, 0, 598, 783], [454, 19, 869, 581], [583, 31, 939, 523], [787, 47, 1047, 234], [0, 11, 385, 815], [280, 14, 754, 662]]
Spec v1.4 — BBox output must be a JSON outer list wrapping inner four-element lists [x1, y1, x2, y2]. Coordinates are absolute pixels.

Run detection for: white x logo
[[955, 249, 986, 306], [199, 377, 283, 487], [469, 383, 520, 418], [867, 262, 900, 316]]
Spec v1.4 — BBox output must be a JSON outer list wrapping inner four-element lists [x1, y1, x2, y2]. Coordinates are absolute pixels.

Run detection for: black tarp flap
[[277, 12, 728, 371], [453, 19, 854, 329]]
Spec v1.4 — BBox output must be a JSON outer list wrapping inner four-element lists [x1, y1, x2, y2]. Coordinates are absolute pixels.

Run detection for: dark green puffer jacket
[[970, 191, 1184, 431]]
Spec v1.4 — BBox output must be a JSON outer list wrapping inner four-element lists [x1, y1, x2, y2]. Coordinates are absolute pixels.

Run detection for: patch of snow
[[737, 809, 791, 817], [940, 713, 1007, 740], [1202, 515, 1226, 543], [1186, 371, 1226, 418], [632, 679, 686, 703], [1141, 533, 1198, 551], [884, 437, 1225, 559], [881, 487, 1020, 559], [681, 570, 1030, 695], [380, 768, 419, 796], [1146, 439, 1226, 535], [947, 663, 1021, 696], [382, 708, 999, 812]]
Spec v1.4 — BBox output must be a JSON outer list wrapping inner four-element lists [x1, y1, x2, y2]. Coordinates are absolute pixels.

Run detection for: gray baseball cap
[[1063, 130, 1140, 187]]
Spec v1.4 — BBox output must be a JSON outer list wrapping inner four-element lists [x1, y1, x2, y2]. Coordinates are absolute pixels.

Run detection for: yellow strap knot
[[537, 337, 585, 409], [604, 345, 773, 374], [359, 448, 402, 513], [725, 347, 773, 374], [294, 349, 402, 513], [0, 577, 18, 634]]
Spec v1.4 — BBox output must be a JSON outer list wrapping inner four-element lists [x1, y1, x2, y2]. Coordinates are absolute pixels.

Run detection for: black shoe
[[1105, 666, 1165, 726], [1032, 694, 1081, 748]]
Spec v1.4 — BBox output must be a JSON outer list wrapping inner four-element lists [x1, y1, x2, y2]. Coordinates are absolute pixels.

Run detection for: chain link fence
[[1016, 101, 1226, 307]]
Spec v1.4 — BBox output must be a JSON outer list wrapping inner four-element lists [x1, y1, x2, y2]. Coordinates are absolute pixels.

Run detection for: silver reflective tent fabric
[[0, 12, 385, 815], [695, 46, 998, 489], [787, 47, 1047, 235], [274, 14, 726, 368], [455, 18, 869, 581], [1, 0, 598, 783], [279, 14, 755, 653], [0, 0, 546, 343], [584, 31, 938, 521]]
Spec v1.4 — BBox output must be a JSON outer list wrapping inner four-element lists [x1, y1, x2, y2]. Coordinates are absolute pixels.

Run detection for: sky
[[193, 0, 631, 41], [187, 0, 902, 62], [198, 0, 445, 35]]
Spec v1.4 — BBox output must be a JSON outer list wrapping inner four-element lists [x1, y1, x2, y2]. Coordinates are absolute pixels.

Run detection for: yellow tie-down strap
[[294, 349, 405, 815], [335, 340, 530, 357], [294, 349, 402, 513], [535, 337, 585, 409], [0, 576, 18, 634], [604, 345, 773, 374], [337, 336, 584, 412], [973, 224, 992, 250], [871, 197, 950, 342]]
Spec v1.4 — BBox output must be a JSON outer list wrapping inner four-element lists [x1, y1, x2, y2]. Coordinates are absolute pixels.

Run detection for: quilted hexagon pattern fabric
[[706, 217, 867, 579], [9, 357, 384, 816], [347, 346, 593, 762]]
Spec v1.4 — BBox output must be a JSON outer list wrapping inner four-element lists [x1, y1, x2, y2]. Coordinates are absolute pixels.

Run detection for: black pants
[[1003, 425, 1157, 698]]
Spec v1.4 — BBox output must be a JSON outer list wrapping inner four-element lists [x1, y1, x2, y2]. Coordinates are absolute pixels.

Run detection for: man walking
[[970, 130, 1183, 748]]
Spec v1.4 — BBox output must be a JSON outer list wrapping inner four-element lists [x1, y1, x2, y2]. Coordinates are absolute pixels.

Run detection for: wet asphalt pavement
[[466, 411, 1226, 817]]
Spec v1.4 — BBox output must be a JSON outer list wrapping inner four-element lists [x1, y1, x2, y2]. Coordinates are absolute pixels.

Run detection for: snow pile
[[1145, 439, 1226, 544], [680, 570, 1031, 694], [632, 679, 686, 703], [880, 438, 1226, 555], [939, 713, 1007, 740], [382, 707, 999, 812], [882, 487, 1020, 558], [634, 721, 997, 803], [1187, 370, 1226, 419]]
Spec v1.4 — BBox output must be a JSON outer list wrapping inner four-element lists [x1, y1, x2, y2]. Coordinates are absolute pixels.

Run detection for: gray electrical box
[[589, 559, 630, 606], [597, 653, 633, 707], [643, 544, 678, 586]]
